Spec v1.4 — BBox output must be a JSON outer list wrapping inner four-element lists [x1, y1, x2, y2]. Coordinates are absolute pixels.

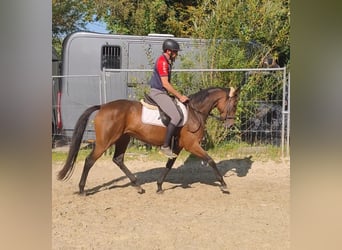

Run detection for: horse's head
[[217, 87, 240, 128], [187, 87, 240, 132]]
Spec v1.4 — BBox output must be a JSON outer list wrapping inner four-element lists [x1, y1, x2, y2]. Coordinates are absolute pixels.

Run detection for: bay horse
[[57, 86, 240, 194]]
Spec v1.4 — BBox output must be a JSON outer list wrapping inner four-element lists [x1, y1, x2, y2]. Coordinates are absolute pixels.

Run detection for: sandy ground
[[52, 155, 290, 250]]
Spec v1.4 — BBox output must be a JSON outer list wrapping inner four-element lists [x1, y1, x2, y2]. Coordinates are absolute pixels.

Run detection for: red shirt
[[156, 55, 170, 77], [150, 54, 171, 91]]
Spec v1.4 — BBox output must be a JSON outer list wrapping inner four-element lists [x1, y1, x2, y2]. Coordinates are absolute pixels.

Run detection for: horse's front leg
[[206, 156, 229, 193], [186, 143, 229, 193]]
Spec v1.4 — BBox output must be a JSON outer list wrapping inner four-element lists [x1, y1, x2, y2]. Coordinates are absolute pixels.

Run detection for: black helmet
[[162, 39, 181, 52]]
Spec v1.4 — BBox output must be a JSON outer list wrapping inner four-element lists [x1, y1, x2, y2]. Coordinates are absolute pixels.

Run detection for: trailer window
[[101, 45, 121, 70]]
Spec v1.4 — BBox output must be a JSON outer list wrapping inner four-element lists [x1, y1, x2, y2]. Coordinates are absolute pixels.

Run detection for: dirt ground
[[52, 155, 290, 250]]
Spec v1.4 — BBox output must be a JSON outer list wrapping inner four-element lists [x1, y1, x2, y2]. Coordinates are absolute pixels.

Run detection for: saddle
[[140, 94, 188, 127]]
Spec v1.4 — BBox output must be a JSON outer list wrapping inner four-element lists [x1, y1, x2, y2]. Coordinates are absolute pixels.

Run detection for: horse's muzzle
[[224, 117, 235, 129]]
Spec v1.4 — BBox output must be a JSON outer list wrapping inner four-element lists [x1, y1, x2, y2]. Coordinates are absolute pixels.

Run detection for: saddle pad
[[141, 100, 188, 127]]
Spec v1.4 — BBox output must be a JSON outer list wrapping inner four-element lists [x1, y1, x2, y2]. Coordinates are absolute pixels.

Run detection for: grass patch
[[206, 141, 283, 162], [52, 148, 94, 163], [52, 142, 285, 164]]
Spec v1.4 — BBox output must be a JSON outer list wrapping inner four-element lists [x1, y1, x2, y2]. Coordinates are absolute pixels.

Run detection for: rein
[[210, 113, 236, 121], [188, 102, 235, 122]]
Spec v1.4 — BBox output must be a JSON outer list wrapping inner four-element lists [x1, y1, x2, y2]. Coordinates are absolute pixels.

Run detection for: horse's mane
[[189, 87, 229, 106]]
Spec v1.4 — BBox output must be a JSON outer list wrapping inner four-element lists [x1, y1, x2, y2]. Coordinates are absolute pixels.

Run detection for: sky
[[85, 21, 109, 34]]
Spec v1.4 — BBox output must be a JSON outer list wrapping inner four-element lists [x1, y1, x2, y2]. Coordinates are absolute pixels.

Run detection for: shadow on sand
[[85, 156, 253, 195]]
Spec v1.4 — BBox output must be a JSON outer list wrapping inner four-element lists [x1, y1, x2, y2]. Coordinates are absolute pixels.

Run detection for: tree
[[52, 0, 93, 55], [52, 0, 289, 63], [80, 0, 201, 36], [189, 0, 290, 67]]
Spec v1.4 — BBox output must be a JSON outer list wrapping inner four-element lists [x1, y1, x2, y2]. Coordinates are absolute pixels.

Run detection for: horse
[[57, 86, 240, 195]]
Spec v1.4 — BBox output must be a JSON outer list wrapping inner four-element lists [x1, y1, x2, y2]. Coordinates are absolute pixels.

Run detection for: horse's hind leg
[[79, 145, 105, 195], [112, 135, 145, 194]]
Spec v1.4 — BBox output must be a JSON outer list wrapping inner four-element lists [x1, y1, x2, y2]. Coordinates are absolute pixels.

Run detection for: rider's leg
[[160, 123, 178, 158], [148, 89, 181, 158]]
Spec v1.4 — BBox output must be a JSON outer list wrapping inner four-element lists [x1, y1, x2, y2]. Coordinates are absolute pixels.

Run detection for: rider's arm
[[161, 76, 188, 103]]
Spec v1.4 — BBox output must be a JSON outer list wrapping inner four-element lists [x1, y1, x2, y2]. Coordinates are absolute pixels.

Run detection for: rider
[[148, 39, 189, 158]]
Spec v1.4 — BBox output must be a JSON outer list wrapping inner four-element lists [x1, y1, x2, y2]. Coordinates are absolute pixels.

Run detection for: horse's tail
[[57, 105, 101, 181]]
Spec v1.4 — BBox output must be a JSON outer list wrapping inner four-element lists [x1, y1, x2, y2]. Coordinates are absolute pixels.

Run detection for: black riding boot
[[160, 123, 178, 158]]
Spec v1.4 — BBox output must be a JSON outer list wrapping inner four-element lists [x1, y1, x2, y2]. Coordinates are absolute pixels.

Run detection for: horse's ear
[[229, 86, 240, 97]]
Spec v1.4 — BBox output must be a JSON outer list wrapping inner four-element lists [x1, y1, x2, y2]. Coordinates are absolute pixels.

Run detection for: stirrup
[[159, 146, 178, 158]]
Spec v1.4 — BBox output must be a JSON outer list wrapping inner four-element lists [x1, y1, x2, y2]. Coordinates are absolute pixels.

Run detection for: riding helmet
[[162, 39, 181, 52]]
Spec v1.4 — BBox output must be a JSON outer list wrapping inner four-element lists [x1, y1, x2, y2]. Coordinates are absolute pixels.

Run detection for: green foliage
[[52, 0, 289, 65]]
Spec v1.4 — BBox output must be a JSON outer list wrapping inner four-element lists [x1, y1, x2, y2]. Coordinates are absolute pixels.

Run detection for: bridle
[[212, 95, 236, 121], [188, 95, 236, 122]]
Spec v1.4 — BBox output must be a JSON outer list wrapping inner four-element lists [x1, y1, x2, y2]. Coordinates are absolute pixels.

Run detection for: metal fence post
[[286, 73, 290, 158]]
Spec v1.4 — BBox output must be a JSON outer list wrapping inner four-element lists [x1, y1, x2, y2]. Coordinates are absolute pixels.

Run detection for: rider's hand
[[179, 95, 189, 103]]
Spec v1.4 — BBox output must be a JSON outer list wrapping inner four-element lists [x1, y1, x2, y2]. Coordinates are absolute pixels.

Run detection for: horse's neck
[[206, 93, 221, 112], [191, 96, 218, 118]]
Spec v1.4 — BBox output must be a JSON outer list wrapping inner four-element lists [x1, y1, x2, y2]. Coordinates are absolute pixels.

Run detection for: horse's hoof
[[78, 191, 87, 196], [220, 185, 230, 194], [132, 183, 145, 194], [156, 189, 164, 194]]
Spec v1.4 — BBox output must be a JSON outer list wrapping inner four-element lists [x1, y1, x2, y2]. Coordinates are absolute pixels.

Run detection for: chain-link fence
[[52, 67, 290, 158]]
